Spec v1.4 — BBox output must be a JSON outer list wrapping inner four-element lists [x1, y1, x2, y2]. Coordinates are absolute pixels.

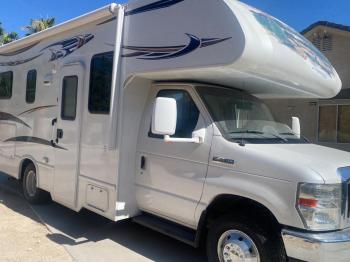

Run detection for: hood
[[247, 143, 350, 183]]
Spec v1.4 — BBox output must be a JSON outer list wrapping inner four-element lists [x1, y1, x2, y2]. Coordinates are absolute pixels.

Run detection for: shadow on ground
[[0, 172, 206, 262]]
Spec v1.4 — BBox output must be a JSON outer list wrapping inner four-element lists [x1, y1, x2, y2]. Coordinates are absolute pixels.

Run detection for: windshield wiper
[[230, 130, 287, 143], [279, 132, 310, 143], [230, 130, 264, 134]]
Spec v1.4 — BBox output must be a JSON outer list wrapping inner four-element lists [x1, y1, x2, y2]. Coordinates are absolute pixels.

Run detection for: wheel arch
[[195, 194, 282, 247], [18, 156, 39, 181]]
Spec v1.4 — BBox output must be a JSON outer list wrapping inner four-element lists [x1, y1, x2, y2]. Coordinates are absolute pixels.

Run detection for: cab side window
[[88, 52, 113, 114], [61, 76, 78, 121], [26, 69, 37, 104], [149, 90, 200, 139], [0, 71, 13, 99]]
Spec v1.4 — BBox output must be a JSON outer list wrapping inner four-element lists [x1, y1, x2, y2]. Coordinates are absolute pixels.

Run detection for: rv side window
[[61, 76, 78, 121], [149, 90, 200, 139], [88, 52, 113, 114], [0, 71, 13, 99], [26, 70, 37, 103]]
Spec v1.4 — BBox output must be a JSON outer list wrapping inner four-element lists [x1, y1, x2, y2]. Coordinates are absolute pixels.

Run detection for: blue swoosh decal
[[0, 34, 94, 67], [41, 34, 94, 62], [125, 0, 184, 16], [122, 34, 232, 60], [140, 34, 201, 60]]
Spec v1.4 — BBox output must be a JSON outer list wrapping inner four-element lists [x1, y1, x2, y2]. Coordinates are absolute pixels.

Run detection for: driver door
[[136, 85, 213, 227]]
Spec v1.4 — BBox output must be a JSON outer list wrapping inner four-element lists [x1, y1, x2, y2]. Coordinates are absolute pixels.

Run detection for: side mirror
[[152, 97, 177, 136], [292, 117, 301, 139]]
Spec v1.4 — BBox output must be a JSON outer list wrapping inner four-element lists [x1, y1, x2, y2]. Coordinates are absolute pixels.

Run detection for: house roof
[[301, 21, 350, 35]]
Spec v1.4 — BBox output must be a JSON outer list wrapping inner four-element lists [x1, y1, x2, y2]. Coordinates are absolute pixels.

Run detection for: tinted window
[[26, 70, 37, 103], [61, 76, 78, 121], [338, 105, 350, 143], [318, 105, 337, 142], [88, 52, 113, 114], [0, 71, 13, 99], [149, 90, 200, 139]]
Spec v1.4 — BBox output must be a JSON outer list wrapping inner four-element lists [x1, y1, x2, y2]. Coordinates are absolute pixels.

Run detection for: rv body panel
[[0, 7, 121, 219], [0, 2, 349, 261], [123, 0, 340, 99]]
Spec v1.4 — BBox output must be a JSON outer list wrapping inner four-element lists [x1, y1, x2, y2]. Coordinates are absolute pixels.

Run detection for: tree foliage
[[23, 17, 55, 36], [0, 16, 55, 45], [0, 23, 19, 45]]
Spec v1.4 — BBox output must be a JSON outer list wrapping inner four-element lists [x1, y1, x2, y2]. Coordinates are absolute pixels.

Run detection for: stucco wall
[[305, 30, 350, 89]]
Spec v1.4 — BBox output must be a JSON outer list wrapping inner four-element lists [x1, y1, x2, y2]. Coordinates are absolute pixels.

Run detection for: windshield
[[197, 86, 307, 144]]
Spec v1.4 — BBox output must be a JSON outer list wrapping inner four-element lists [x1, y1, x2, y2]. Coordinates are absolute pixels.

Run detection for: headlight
[[297, 183, 342, 231]]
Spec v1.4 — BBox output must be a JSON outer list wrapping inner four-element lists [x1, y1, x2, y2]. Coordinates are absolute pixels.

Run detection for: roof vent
[[312, 34, 322, 50], [322, 34, 333, 51], [312, 32, 333, 52]]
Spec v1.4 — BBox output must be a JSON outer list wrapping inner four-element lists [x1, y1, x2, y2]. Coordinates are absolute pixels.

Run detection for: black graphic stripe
[[140, 34, 201, 60], [0, 42, 40, 57], [0, 34, 94, 67], [0, 112, 31, 128], [122, 45, 185, 53], [122, 51, 150, 58], [125, 0, 184, 16], [4, 136, 67, 150], [0, 54, 42, 67], [41, 34, 94, 62], [201, 37, 232, 47], [122, 34, 232, 60], [18, 105, 57, 116]]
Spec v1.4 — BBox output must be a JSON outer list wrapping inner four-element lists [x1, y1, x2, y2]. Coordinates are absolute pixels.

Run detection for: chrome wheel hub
[[217, 230, 260, 262], [26, 170, 37, 197]]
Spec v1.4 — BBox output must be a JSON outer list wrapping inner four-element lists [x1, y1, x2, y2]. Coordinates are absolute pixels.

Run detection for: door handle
[[50, 118, 58, 147], [56, 129, 64, 142], [141, 156, 146, 170]]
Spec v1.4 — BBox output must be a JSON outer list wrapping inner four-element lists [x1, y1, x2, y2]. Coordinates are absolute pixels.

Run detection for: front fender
[[195, 165, 304, 229]]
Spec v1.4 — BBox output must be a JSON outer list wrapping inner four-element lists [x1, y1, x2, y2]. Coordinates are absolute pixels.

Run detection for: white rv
[[0, 0, 349, 261]]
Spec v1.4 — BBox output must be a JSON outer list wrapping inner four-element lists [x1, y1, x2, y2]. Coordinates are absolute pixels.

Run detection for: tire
[[22, 163, 50, 204], [207, 215, 287, 262]]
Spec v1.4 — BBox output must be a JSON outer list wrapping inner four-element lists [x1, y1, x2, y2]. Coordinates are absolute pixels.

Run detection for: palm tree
[[1, 32, 19, 44], [0, 23, 18, 45], [0, 23, 4, 37], [23, 17, 55, 36]]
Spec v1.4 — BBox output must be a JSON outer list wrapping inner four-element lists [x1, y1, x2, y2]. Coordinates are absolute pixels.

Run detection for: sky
[[1, 0, 350, 37]]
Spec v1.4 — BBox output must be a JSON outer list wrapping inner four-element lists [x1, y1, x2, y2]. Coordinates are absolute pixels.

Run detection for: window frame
[[88, 51, 114, 115], [61, 75, 78, 121], [0, 71, 13, 100], [318, 103, 350, 144], [26, 69, 37, 104], [148, 89, 201, 139]]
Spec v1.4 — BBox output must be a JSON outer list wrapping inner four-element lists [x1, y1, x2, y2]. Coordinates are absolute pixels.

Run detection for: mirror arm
[[164, 135, 203, 144]]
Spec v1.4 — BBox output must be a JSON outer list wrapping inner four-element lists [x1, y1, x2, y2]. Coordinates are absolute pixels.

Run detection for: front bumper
[[282, 228, 350, 262]]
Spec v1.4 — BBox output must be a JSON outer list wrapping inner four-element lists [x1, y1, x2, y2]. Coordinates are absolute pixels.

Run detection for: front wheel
[[207, 215, 286, 262], [22, 163, 50, 204]]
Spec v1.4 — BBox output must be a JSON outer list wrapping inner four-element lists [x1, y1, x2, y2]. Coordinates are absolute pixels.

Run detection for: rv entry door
[[53, 63, 84, 208]]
